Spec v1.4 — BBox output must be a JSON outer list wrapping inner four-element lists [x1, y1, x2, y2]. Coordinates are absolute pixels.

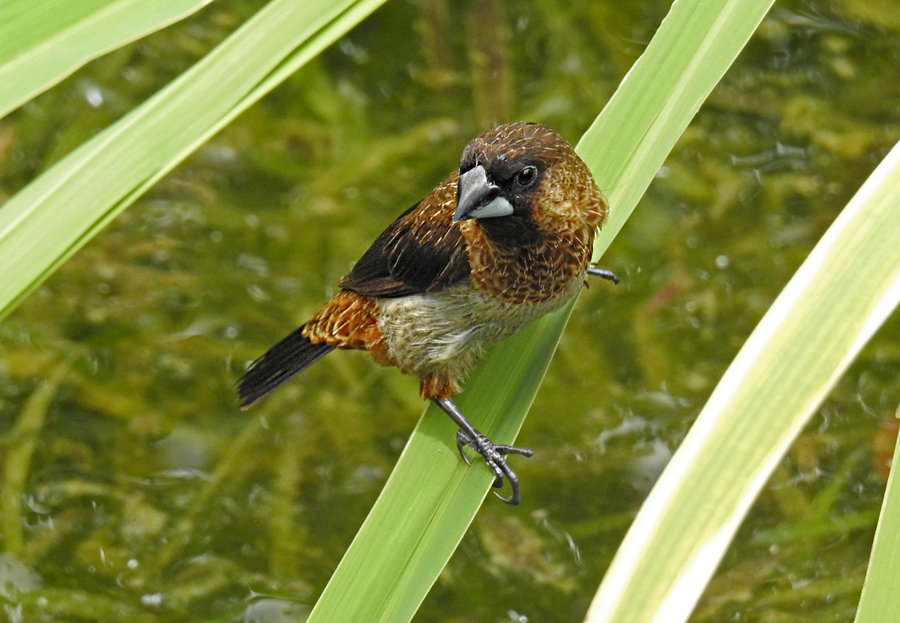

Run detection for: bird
[[237, 121, 617, 504]]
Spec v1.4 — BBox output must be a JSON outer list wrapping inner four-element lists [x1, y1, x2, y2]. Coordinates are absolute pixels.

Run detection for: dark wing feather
[[339, 195, 470, 298]]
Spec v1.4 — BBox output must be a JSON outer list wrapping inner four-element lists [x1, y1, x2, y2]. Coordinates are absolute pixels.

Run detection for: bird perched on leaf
[[237, 121, 617, 504]]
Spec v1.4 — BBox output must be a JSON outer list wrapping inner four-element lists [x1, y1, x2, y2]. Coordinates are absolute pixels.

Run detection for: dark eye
[[515, 165, 538, 188]]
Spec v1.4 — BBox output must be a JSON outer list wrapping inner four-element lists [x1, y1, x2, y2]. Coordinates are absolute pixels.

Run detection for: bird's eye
[[515, 165, 538, 188]]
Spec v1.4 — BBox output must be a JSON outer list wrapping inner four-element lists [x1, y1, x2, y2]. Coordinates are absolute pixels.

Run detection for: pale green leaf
[[0, 0, 215, 119], [0, 0, 388, 321], [586, 139, 900, 623], [854, 412, 900, 622]]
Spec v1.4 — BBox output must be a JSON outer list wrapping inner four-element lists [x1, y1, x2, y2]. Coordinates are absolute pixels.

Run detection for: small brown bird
[[238, 121, 616, 504]]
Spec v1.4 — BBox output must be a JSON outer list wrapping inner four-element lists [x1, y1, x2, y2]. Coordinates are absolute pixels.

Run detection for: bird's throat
[[476, 214, 544, 248]]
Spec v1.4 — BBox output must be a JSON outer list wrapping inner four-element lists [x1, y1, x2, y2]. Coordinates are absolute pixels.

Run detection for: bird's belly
[[375, 277, 582, 381]]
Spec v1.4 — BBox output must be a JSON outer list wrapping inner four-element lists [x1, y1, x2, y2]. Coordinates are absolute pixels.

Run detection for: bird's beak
[[453, 165, 514, 222]]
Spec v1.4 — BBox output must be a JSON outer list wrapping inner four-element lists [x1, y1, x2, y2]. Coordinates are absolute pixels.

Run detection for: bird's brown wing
[[339, 184, 471, 298]]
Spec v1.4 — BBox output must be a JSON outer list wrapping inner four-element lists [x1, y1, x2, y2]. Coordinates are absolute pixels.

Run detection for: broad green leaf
[[1, 0, 116, 59], [0, 0, 215, 119], [0, 0, 389, 321], [307, 0, 777, 621], [586, 139, 900, 623]]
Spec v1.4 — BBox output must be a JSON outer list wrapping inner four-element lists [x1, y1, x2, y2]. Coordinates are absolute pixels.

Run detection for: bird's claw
[[587, 266, 619, 284], [455, 429, 533, 505], [455, 433, 473, 466]]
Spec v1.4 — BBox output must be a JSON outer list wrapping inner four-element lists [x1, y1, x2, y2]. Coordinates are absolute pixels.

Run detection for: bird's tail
[[237, 325, 335, 408]]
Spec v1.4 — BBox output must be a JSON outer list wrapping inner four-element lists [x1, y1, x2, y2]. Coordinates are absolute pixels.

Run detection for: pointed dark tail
[[237, 325, 335, 408]]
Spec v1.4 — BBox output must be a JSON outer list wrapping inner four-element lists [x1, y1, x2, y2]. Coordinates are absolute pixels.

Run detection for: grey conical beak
[[453, 165, 514, 222]]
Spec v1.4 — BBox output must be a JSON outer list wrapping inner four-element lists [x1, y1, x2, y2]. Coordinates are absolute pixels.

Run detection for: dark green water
[[2, 1, 899, 621]]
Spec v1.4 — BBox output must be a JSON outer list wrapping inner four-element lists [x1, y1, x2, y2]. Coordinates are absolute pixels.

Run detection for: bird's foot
[[434, 397, 532, 505], [455, 430, 533, 505], [587, 266, 619, 284]]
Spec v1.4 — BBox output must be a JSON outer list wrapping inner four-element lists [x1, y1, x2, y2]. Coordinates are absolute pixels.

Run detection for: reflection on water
[[2, 0, 900, 621]]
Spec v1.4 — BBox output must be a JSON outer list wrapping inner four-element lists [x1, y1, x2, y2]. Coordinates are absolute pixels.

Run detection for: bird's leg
[[434, 397, 533, 505], [587, 266, 619, 284]]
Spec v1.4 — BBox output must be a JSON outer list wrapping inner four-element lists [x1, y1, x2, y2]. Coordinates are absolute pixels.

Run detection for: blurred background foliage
[[1, 0, 899, 621]]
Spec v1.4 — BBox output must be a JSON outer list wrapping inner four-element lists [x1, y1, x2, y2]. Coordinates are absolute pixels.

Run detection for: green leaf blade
[[308, 310, 567, 622], [586, 139, 900, 622], [855, 425, 900, 622], [0, 0, 215, 119], [307, 0, 778, 621], [0, 0, 389, 321]]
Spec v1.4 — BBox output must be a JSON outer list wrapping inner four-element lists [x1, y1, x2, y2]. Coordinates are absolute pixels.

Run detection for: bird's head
[[453, 122, 607, 243]]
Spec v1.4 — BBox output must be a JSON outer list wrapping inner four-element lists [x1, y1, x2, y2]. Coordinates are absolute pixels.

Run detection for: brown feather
[[338, 177, 470, 298]]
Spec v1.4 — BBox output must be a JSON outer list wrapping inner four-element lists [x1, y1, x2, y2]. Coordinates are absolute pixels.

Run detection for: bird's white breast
[[375, 274, 583, 382]]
